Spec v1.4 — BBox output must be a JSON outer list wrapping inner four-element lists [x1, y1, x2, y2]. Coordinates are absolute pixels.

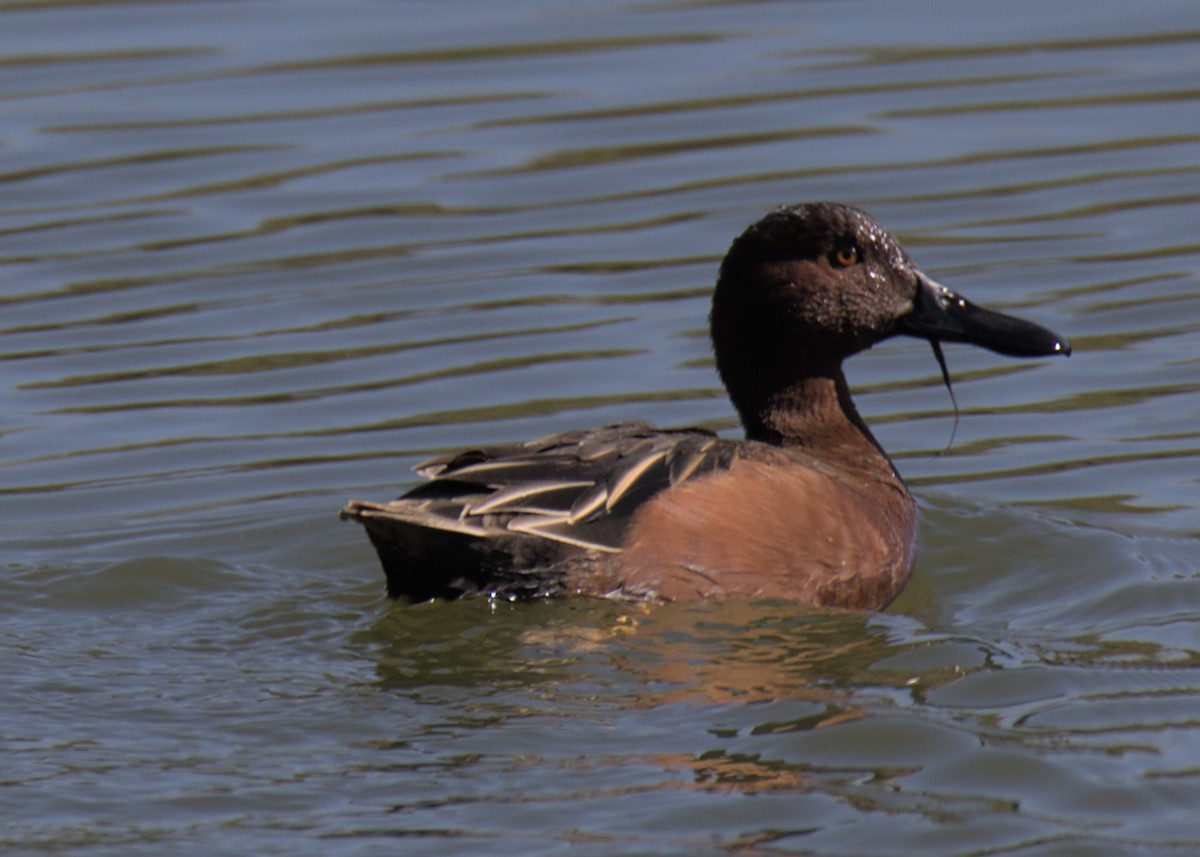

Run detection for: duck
[[341, 202, 1069, 609]]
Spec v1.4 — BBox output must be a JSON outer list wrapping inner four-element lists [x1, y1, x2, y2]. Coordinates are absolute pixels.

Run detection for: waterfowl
[[342, 203, 1069, 609]]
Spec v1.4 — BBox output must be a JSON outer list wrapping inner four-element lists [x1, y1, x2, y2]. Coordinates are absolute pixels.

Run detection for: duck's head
[[710, 202, 1069, 412]]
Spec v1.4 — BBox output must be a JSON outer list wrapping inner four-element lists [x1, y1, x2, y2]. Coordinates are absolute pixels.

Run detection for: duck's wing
[[342, 421, 740, 554]]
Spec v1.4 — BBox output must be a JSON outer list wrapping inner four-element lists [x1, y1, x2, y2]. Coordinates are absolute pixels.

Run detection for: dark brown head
[[710, 203, 1069, 435]]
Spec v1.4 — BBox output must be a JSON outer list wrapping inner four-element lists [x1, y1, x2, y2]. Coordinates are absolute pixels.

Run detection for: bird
[[341, 202, 1069, 609]]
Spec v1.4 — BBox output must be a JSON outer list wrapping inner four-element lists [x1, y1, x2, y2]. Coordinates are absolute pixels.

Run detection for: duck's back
[[340, 422, 740, 601]]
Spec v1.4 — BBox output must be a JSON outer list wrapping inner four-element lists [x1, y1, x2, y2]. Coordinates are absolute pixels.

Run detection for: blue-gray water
[[2, 1, 1199, 854]]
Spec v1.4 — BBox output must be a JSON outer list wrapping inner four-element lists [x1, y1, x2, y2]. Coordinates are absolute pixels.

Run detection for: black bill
[[899, 273, 1071, 358]]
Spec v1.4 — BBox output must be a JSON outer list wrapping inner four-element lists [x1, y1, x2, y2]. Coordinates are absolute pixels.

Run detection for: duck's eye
[[831, 245, 860, 268]]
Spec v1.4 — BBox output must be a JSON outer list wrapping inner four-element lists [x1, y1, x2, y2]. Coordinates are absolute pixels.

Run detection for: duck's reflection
[[360, 597, 965, 710]]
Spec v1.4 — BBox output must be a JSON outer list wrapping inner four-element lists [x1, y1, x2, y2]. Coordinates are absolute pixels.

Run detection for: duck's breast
[[604, 456, 917, 609]]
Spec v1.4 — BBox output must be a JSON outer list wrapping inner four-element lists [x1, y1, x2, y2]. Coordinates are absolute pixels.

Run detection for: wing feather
[[345, 422, 740, 554]]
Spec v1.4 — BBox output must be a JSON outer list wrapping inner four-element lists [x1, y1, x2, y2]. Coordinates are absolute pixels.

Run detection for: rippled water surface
[[3, 1, 1199, 854]]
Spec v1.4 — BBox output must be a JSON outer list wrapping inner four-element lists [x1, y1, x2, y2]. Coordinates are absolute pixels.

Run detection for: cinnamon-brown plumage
[[342, 202, 1069, 608]]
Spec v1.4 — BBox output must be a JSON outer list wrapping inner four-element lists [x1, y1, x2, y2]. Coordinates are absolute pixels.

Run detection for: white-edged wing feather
[[343, 421, 739, 554]]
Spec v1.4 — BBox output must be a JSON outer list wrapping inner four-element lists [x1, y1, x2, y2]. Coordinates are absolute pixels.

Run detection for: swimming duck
[[342, 203, 1069, 609]]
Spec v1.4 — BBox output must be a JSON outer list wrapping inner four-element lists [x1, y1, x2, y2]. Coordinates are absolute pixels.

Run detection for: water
[[2, 0, 1199, 853]]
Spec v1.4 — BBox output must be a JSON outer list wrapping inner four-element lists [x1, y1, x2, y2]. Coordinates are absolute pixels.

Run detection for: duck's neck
[[738, 370, 902, 484]]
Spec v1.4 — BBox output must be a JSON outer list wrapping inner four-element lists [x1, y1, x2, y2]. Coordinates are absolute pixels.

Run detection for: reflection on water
[[365, 598, 937, 708], [2, 0, 1200, 853]]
